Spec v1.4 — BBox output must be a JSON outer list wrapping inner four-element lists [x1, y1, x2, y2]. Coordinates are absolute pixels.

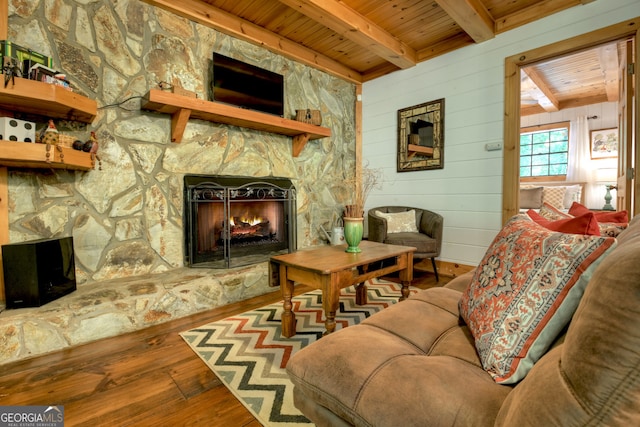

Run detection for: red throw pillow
[[527, 209, 600, 236], [568, 202, 629, 223]]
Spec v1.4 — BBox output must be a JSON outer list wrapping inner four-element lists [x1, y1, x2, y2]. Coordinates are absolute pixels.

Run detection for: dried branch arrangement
[[344, 165, 383, 218]]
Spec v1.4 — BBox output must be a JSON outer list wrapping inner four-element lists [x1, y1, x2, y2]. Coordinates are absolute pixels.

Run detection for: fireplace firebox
[[184, 175, 297, 268]]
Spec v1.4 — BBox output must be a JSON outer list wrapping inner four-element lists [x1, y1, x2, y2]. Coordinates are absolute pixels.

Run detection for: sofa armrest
[[444, 270, 476, 293]]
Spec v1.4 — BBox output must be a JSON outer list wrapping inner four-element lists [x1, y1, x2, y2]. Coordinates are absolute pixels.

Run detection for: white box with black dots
[[0, 117, 36, 142]]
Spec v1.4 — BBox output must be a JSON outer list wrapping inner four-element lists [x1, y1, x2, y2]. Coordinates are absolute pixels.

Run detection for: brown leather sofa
[[286, 216, 640, 426]]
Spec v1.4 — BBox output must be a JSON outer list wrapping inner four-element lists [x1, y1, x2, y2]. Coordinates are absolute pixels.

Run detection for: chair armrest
[[367, 211, 387, 242], [419, 210, 444, 255]]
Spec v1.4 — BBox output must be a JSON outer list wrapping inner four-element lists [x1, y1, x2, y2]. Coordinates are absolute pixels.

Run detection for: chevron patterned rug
[[180, 278, 416, 426]]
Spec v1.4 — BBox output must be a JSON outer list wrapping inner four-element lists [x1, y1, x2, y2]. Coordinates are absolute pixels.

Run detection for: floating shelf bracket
[[292, 133, 311, 157], [171, 108, 192, 143]]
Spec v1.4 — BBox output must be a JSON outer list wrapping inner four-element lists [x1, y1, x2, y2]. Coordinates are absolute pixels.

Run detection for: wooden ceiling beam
[[361, 63, 401, 83], [496, 0, 596, 34], [416, 33, 476, 63], [140, 0, 363, 84], [434, 0, 495, 43], [362, 33, 477, 81], [277, 0, 417, 69], [521, 67, 560, 112], [597, 43, 620, 102]]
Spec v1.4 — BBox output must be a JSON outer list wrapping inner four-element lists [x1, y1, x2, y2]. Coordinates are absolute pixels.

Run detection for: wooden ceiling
[[143, 0, 614, 114], [521, 40, 624, 116]]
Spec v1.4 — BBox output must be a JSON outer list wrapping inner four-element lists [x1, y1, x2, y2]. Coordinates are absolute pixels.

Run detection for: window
[[520, 122, 569, 179]]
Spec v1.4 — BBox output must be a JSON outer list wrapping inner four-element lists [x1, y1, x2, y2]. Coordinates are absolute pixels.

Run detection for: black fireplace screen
[[184, 175, 296, 268]]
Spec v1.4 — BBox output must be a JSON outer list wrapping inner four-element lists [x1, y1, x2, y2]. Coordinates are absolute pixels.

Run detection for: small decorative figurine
[[82, 131, 98, 153], [40, 119, 59, 145]]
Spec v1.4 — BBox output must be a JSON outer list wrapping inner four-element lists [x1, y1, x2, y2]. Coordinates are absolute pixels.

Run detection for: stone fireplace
[[1, 0, 356, 366], [184, 175, 297, 268]]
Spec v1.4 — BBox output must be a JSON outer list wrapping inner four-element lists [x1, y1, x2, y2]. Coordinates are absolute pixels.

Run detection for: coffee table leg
[[322, 276, 341, 336], [399, 281, 411, 301], [280, 266, 296, 338], [355, 282, 367, 305], [398, 252, 414, 301]]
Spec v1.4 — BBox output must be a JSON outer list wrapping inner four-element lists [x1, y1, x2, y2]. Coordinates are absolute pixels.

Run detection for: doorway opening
[[502, 19, 639, 224]]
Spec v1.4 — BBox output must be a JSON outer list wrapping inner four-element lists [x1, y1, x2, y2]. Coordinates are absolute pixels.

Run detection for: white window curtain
[[567, 116, 602, 208]]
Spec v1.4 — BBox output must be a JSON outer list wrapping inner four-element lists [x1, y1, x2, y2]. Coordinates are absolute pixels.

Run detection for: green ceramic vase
[[343, 217, 364, 253]]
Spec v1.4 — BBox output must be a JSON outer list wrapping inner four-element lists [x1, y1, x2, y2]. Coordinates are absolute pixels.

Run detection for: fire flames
[[228, 213, 271, 239], [229, 215, 264, 227]]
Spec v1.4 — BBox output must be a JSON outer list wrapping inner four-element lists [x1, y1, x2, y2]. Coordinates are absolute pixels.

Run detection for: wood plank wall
[[362, 1, 639, 269]]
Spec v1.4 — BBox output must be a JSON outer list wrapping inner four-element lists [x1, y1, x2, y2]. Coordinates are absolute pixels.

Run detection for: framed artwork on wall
[[397, 98, 444, 172], [590, 127, 618, 159]]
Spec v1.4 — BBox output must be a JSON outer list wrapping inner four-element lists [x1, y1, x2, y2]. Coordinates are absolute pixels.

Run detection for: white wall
[[362, 0, 640, 267]]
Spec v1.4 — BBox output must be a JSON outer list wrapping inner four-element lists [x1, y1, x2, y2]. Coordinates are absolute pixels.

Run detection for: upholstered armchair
[[368, 206, 443, 281]]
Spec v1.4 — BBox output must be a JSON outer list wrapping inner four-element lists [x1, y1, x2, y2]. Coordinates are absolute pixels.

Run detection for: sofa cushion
[[287, 286, 511, 426], [459, 215, 616, 384], [374, 209, 419, 233]]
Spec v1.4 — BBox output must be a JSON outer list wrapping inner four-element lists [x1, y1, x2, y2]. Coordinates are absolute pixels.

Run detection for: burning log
[[230, 217, 270, 238]]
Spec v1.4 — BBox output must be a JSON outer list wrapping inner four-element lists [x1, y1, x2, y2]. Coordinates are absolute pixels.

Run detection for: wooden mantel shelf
[[141, 89, 332, 157], [0, 76, 97, 123]]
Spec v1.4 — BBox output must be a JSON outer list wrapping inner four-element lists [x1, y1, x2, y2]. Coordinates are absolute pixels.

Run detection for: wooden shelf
[[0, 74, 99, 302], [0, 140, 95, 170], [141, 89, 331, 157], [0, 76, 97, 123]]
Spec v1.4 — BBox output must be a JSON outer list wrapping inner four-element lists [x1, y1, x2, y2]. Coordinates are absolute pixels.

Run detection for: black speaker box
[[2, 236, 77, 309]]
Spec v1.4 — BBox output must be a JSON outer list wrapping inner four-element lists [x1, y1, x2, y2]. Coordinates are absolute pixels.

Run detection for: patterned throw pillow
[[563, 184, 583, 209], [459, 215, 616, 384], [537, 202, 572, 221], [542, 186, 566, 210], [598, 222, 629, 237], [375, 210, 419, 233]]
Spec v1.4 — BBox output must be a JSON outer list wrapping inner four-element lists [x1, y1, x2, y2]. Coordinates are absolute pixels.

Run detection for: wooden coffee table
[[270, 241, 415, 337]]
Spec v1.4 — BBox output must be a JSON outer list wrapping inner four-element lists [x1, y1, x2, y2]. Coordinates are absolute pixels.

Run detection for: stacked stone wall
[[0, 0, 355, 363], [6, 0, 355, 286]]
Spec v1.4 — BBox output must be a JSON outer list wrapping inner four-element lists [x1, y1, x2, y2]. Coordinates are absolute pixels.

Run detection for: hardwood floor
[[0, 271, 446, 426]]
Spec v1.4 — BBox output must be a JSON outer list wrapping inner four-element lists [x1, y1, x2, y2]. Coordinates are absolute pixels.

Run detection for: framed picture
[[397, 99, 444, 172], [590, 127, 618, 159]]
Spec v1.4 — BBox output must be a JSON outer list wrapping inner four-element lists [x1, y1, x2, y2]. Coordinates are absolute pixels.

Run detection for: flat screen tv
[[211, 53, 284, 117]]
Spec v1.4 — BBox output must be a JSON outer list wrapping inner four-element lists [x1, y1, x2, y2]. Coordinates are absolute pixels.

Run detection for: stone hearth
[[0, 263, 273, 365]]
